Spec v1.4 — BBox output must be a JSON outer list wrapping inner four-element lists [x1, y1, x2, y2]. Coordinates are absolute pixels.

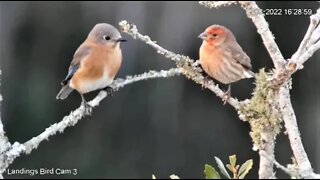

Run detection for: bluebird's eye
[[103, 36, 111, 41]]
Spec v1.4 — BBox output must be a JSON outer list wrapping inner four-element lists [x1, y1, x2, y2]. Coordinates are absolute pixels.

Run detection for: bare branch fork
[[119, 19, 279, 179], [119, 1, 320, 178], [199, 1, 320, 179], [0, 68, 180, 178], [1, 1, 320, 179], [272, 8, 320, 88]]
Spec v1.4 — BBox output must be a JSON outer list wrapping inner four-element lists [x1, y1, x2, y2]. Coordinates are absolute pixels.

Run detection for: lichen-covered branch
[[239, 69, 281, 179], [0, 70, 11, 179], [199, 1, 320, 179], [239, 70, 281, 152], [120, 20, 290, 179], [119, 20, 242, 109], [198, 1, 284, 178], [0, 68, 180, 178]]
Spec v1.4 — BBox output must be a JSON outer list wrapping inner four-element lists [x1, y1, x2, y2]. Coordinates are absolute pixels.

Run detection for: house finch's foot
[[222, 85, 231, 105], [202, 76, 211, 90], [82, 100, 92, 115]]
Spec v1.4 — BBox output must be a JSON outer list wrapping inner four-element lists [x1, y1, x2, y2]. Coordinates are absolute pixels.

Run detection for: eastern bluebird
[[56, 23, 126, 114], [198, 25, 254, 104]]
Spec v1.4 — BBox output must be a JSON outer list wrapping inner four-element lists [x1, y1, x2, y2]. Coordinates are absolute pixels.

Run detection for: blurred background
[[0, 1, 319, 179]]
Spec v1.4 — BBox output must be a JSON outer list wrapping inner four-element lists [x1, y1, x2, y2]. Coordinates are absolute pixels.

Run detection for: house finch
[[198, 24, 254, 105], [56, 23, 126, 115]]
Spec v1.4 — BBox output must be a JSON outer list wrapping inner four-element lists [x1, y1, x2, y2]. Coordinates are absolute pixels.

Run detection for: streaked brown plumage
[[198, 25, 254, 104]]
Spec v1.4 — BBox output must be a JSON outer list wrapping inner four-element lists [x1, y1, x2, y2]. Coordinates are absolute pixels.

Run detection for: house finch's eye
[[212, 34, 218, 38]]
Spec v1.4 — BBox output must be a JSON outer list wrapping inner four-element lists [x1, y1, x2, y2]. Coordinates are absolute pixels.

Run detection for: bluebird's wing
[[57, 45, 91, 100], [61, 45, 91, 85]]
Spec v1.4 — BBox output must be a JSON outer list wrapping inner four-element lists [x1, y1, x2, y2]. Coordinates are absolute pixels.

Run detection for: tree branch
[[1, 2, 319, 179], [273, 159, 297, 178], [119, 20, 242, 110], [199, 1, 286, 69], [241, 2, 320, 178], [0, 68, 181, 178], [119, 19, 285, 179], [274, 7, 320, 179], [0, 70, 11, 179], [198, 1, 284, 178], [278, 86, 314, 179], [261, 153, 299, 178], [271, 8, 320, 88], [258, 128, 276, 179], [199, 1, 237, 8], [238, 1, 286, 69], [198, 1, 320, 179]]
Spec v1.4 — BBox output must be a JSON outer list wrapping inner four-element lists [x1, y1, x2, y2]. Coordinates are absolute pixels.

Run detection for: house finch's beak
[[198, 32, 208, 40]]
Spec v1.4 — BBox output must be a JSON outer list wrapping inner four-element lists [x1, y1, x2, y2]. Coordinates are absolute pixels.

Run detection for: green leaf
[[226, 164, 233, 172], [238, 159, 253, 179], [229, 155, 237, 169], [204, 164, 221, 179], [152, 174, 156, 179], [214, 156, 231, 179]]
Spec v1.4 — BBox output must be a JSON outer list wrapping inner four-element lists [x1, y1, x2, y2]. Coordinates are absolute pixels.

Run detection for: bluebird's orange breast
[[70, 40, 122, 94]]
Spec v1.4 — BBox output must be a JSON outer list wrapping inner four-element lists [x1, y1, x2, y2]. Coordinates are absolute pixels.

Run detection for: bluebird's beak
[[116, 37, 127, 42], [198, 32, 208, 40]]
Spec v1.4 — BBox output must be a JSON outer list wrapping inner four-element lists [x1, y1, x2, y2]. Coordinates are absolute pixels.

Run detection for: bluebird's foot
[[81, 94, 92, 115], [103, 86, 114, 97], [82, 100, 92, 116]]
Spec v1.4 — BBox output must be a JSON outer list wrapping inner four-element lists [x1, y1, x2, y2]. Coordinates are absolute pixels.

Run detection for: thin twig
[[273, 7, 320, 179], [199, 1, 237, 8], [0, 68, 181, 178], [119, 20, 242, 109], [273, 160, 297, 178], [199, 1, 320, 179], [199, 2, 281, 178], [199, 1, 286, 69], [271, 8, 320, 88], [261, 152, 298, 178]]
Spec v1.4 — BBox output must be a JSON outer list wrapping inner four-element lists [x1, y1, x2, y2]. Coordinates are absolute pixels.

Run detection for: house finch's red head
[[199, 25, 235, 47]]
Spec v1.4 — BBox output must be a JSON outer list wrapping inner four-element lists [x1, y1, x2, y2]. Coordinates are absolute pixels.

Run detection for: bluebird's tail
[[56, 85, 74, 100]]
